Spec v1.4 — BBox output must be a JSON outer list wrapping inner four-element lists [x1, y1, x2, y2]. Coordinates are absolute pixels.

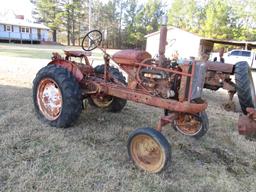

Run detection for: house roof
[[0, 19, 50, 30], [201, 38, 256, 48], [144, 26, 201, 38], [145, 26, 256, 49]]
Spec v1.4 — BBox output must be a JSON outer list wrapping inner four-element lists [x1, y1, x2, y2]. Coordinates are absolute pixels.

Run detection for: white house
[[145, 26, 256, 60], [0, 10, 51, 43]]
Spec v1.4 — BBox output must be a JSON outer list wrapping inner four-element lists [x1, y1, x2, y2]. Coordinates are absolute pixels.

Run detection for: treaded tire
[[33, 65, 82, 128], [89, 64, 127, 112], [235, 61, 256, 114], [94, 65, 126, 83], [192, 111, 208, 139], [173, 111, 209, 139], [127, 128, 171, 173]]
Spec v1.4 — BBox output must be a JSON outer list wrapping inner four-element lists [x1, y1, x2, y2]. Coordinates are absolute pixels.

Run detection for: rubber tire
[[127, 127, 171, 173], [235, 61, 256, 114], [173, 111, 209, 139], [89, 65, 127, 112], [94, 65, 126, 84], [33, 65, 82, 128]]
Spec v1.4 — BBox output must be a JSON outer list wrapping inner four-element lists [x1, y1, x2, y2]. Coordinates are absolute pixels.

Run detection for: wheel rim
[[174, 114, 202, 136], [37, 78, 62, 120], [91, 95, 113, 108], [130, 134, 165, 173]]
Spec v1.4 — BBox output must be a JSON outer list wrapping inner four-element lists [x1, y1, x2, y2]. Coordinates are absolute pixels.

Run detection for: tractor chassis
[[50, 50, 207, 133]]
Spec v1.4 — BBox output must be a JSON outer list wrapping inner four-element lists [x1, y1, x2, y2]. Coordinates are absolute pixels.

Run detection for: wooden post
[[245, 43, 248, 50], [30, 29, 32, 44]]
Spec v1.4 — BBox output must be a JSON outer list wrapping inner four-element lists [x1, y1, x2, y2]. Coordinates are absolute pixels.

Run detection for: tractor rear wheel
[[33, 65, 82, 128], [235, 61, 256, 114], [89, 65, 127, 112], [127, 128, 171, 173]]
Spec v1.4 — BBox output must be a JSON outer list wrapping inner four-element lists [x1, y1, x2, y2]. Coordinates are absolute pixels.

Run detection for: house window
[[21, 27, 30, 33], [4, 25, 12, 32]]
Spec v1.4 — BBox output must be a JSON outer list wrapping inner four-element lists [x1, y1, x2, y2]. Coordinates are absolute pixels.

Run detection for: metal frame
[[50, 49, 207, 132]]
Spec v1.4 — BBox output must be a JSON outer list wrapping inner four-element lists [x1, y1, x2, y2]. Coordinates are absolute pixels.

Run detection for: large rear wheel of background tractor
[[33, 65, 82, 128], [127, 128, 171, 173], [173, 111, 209, 139], [235, 61, 256, 114], [88, 65, 127, 112]]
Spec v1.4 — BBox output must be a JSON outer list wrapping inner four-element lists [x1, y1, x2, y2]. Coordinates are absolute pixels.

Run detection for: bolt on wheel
[[37, 78, 62, 121], [127, 128, 171, 173]]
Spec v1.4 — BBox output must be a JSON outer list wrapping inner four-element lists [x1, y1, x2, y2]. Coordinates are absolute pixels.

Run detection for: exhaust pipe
[[158, 15, 168, 66]]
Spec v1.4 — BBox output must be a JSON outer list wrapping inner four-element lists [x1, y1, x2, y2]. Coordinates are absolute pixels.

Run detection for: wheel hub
[[131, 135, 164, 172], [37, 78, 62, 120], [174, 114, 202, 135], [91, 95, 113, 108]]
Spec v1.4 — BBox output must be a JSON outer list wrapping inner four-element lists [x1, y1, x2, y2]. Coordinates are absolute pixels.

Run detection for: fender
[[48, 59, 84, 82]]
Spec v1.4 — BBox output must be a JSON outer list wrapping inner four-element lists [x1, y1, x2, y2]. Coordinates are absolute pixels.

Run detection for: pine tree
[[33, 0, 63, 42]]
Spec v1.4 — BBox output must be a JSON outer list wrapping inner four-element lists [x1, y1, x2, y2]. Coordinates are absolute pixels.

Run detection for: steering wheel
[[82, 30, 103, 51]]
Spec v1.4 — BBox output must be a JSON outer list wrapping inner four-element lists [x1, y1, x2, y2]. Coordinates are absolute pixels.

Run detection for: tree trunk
[[78, 21, 81, 46], [118, 1, 123, 48], [72, 17, 75, 45], [67, 9, 70, 46], [53, 30, 57, 42], [71, 7, 75, 46]]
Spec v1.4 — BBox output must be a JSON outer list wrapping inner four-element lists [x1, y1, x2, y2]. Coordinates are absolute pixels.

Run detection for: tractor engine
[[139, 67, 181, 99]]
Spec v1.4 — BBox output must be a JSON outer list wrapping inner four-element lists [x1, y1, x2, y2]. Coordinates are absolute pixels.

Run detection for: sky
[[0, 0, 34, 19], [0, 0, 172, 20]]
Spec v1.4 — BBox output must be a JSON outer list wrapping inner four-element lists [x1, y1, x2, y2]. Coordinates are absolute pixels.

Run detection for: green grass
[[0, 43, 104, 60], [0, 48, 56, 59]]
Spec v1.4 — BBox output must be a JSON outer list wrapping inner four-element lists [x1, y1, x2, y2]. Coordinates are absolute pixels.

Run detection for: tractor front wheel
[[33, 65, 82, 128], [127, 128, 171, 173], [173, 111, 209, 139]]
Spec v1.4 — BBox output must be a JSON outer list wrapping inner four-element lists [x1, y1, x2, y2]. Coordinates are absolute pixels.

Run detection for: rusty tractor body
[[204, 61, 236, 109], [204, 57, 256, 113], [32, 21, 255, 173], [204, 55, 256, 135], [33, 24, 211, 173]]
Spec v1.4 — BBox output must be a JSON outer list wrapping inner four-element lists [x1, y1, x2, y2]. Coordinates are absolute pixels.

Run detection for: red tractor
[[32, 23, 255, 173], [33, 23, 209, 173]]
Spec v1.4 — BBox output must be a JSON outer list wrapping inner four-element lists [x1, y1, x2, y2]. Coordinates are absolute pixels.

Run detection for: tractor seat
[[64, 50, 92, 58], [112, 49, 151, 65]]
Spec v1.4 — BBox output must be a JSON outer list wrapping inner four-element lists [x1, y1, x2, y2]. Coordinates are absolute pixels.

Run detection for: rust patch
[[48, 59, 84, 82]]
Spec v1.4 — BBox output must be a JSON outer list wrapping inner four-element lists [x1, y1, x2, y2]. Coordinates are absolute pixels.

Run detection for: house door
[[37, 29, 41, 40]]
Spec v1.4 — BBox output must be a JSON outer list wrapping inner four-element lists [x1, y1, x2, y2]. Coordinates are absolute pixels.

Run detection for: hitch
[[238, 108, 256, 135]]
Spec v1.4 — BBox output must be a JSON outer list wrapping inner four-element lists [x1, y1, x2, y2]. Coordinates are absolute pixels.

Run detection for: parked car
[[224, 49, 256, 69]]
